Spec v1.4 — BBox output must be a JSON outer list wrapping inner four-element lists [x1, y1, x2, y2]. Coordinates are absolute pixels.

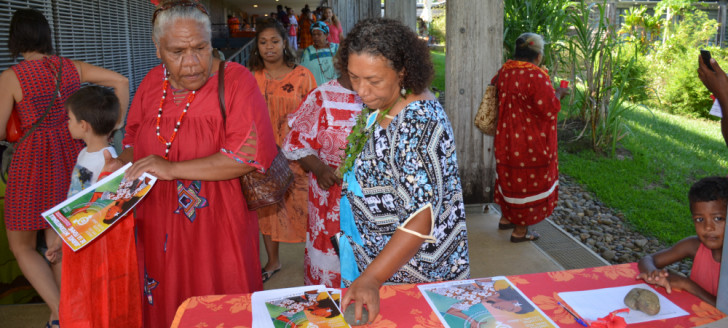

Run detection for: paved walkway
[[0, 204, 606, 327]]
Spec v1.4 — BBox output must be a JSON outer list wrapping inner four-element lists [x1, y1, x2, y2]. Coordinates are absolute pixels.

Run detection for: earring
[[400, 86, 407, 97]]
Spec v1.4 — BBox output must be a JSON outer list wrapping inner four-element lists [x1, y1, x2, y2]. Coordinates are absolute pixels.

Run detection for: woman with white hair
[[109, 1, 278, 326], [493, 33, 568, 243]]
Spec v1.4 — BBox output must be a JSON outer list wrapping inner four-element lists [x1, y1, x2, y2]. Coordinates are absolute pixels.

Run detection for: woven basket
[[474, 84, 498, 135]]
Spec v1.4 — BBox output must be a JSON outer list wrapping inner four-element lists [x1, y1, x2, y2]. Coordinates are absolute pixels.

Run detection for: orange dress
[[299, 17, 314, 49], [254, 65, 316, 242]]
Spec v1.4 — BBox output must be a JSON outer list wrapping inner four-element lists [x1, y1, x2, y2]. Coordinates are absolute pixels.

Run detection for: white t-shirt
[[68, 146, 117, 197]]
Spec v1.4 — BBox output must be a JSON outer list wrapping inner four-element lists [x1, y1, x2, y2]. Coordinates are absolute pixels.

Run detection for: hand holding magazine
[[42, 163, 156, 251]]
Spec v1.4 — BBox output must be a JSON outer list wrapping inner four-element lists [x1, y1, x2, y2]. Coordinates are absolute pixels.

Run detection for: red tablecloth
[[171, 263, 726, 327]]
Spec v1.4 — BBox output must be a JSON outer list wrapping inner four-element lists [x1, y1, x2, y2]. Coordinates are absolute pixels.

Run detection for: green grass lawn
[[430, 50, 445, 91], [558, 107, 728, 245]]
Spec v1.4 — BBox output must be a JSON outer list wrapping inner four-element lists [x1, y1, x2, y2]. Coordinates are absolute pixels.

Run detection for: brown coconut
[[624, 287, 660, 315]]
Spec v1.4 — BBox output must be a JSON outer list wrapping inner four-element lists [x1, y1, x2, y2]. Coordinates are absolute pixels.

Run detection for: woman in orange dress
[[298, 8, 315, 50], [248, 18, 316, 282]]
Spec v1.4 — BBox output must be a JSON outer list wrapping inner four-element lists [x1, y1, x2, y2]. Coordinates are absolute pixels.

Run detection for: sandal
[[45, 320, 60, 328], [498, 222, 516, 230], [262, 267, 281, 283], [510, 230, 541, 243]]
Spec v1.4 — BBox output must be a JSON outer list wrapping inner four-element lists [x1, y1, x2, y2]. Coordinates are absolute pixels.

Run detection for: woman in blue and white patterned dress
[[336, 18, 470, 324]]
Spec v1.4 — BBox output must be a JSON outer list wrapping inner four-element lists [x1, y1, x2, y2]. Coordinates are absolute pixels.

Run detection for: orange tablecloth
[[171, 263, 726, 327]]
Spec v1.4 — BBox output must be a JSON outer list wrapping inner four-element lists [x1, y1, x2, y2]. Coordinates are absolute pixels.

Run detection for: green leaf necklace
[[339, 95, 404, 176]]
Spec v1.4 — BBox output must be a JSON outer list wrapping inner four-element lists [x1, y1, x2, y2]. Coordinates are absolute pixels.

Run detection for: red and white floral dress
[[493, 60, 561, 226], [282, 79, 363, 287]]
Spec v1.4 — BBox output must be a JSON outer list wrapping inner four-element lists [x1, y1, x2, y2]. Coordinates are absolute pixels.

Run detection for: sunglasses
[[152, 0, 209, 24]]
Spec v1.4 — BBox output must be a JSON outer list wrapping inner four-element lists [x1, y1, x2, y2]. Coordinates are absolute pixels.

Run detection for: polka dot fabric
[[5, 56, 83, 231], [492, 60, 560, 226]]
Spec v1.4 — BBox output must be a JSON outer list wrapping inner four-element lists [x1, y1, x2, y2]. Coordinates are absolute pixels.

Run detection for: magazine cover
[[41, 163, 156, 252], [265, 290, 349, 328], [418, 277, 558, 328]]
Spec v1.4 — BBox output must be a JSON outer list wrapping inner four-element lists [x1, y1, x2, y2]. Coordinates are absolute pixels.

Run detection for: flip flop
[[510, 230, 541, 243], [498, 222, 516, 230], [262, 268, 281, 282]]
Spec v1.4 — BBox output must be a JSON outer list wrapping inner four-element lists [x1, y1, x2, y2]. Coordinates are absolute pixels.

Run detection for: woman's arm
[[0, 69, 21, 140], [74, 60, 130, 129], [124, 152, 255, 181], [697, 56, 728, 146], [341, 208, 433, 324]]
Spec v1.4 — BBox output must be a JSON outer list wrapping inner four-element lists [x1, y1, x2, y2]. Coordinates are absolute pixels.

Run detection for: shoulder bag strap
[[16, 59, 63, 145], [218, 60, 227, 122]]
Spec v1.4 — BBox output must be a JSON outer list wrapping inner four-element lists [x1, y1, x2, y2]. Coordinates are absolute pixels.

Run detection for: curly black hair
[[247, 17, 297, 72], [338, 18, 433, 94], [688, 176, 728, 209]]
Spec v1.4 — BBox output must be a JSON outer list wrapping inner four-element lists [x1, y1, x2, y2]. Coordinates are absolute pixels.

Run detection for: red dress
[[5, 56, 83, 231], [60, 170, 142, 328], [123, 62, 277, 328], [493, 60, 560, 226]]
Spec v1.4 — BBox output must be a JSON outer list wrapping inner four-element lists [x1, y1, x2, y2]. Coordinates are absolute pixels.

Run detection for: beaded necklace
[[314, 43, 335, 81], [156, 67, 196, 159]]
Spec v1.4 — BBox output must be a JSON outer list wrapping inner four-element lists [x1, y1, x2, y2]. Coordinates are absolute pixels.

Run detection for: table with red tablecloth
[[170, 263, 726, 327]]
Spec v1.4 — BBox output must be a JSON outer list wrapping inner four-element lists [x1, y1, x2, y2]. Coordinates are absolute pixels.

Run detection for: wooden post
[[446, 0, 503, 202], [329, 0, 381, 35], [384, 0, 416, 32]]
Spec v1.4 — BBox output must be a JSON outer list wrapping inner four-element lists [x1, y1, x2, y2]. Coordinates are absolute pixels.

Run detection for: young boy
[[637, 176, 725, 306], [54, 86, 141, 327]]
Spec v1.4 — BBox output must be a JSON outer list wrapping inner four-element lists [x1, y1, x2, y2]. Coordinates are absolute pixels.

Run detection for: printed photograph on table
[[42, 163, 156, 251], [419, 277, 558, 328], [265, 290, 349, 328]]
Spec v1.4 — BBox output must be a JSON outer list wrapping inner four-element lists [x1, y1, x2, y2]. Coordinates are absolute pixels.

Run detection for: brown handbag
[[474, 73, 499, 136], [217, 61, 294, 210]]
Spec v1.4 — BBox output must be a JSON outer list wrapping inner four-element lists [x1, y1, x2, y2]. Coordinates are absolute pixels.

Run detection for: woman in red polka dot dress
[[492, 33, 568, 243]]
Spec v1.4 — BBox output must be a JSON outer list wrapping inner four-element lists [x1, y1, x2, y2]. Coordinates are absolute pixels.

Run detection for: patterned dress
[[492, 60, 561, 227], [253, 65, 316, 243], [123, 62, 278, 328], [300, 43, 339, 86], [340, 100, 470, 286], [282, 80, 363, 287], [5, 56, 83, 231], [299, 17, 314, 49]]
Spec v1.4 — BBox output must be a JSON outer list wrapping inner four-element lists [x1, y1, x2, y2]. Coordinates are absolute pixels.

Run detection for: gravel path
[[550, 174, 692, 276]]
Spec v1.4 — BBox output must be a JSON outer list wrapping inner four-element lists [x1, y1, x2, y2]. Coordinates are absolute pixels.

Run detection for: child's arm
[[665, 274, 717, 306], [637, 236, 701, 294]]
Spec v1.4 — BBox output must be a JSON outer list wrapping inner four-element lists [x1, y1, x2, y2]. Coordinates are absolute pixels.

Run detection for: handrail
[[226, 39, 255, 67]]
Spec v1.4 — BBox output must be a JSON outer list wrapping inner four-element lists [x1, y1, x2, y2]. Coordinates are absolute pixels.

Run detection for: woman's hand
[[313, 162, 342, 189], [342, 274, 382, 324], [555, 87, 570, 100], [697, 55, 728, 95], [296, 155, 342, 189], [126, 154, 175, 181]]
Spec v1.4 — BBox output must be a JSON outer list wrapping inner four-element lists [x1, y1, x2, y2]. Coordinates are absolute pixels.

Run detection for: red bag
[[288, 24, 296, 36], [6, 110, 23, 142]]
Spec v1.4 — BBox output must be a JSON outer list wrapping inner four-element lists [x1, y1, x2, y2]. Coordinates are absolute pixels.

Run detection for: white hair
[[152, 5, 211, 43]]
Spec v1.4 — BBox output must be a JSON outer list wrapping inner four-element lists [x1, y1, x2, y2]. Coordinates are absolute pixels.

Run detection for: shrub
[[428, 13, 446, 45]]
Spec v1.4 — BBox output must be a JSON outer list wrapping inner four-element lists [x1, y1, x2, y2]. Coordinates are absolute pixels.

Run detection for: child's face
[[691, 200, 726, 250], [67, 109, 84, 140]]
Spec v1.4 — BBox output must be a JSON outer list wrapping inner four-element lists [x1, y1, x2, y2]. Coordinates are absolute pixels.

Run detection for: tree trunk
[[446, 0, 503, 203]]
